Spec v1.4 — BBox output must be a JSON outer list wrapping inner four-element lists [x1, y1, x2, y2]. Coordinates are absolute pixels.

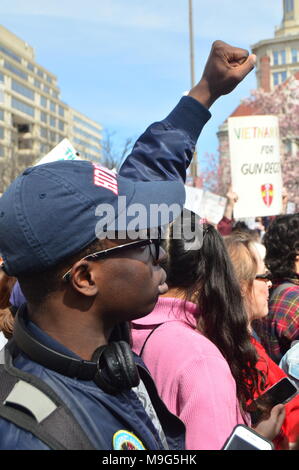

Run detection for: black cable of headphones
[[12, 307, 140, 394]]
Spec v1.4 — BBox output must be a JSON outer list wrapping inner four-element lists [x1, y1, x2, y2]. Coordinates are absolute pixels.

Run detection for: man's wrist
[[188, 78, 217, 109]]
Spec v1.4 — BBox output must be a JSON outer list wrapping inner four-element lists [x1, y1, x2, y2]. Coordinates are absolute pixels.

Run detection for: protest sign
[[200, 191, 227, 225], [35, 138, 81, 166], [184, 186, 226, 225], [228, 115, 283, 218], [184, 186, 203, 216]]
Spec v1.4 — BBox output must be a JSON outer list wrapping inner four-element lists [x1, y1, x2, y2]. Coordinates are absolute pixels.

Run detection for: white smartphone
[[222, 425, 274, 450]]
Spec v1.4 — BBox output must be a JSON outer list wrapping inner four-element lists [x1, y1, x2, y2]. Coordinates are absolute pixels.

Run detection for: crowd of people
[[0, 40, 298, 451]]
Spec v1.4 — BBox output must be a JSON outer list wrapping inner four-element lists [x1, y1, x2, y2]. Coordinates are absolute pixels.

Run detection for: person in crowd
[[0, 40, 259, 450], [254, 214, 299, 364], [224, 231, 299, 449], [217, 187, 238, 236], [131, 210, 284, 450]]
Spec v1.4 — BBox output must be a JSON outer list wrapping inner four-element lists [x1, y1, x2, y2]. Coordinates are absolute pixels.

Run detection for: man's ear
[[69, 261, 99, 296]]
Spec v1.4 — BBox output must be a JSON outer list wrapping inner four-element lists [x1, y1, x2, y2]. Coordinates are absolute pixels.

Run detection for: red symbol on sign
[[261, 184, 273, 207]]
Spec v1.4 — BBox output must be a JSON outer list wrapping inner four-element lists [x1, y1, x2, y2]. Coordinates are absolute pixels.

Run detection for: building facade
[[217, 0, 299, 209], [252, 0, 299, 91], [0, 25, 102, 192]]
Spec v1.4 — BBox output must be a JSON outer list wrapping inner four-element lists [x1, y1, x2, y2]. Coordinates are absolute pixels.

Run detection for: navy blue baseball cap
[[0, 160, 185, 276]]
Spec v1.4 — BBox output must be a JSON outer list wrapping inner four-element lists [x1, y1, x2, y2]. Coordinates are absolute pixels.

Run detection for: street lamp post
[[188, 0, 198, 183]]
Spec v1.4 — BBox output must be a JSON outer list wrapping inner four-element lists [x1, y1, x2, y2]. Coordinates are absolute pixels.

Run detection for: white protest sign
[[228, 115, 283, 218], [184, 186, 203, 216], [200, 191, 227, 225], [184, 186, 226, 225], [35, 138, 81, 166]]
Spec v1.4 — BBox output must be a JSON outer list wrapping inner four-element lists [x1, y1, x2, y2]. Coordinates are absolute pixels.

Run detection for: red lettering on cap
[[93, 164, 118, 195]]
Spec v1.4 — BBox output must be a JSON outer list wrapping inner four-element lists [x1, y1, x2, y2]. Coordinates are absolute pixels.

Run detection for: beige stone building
[[252, 0, 299, 91], [0, 25, 102, 191]]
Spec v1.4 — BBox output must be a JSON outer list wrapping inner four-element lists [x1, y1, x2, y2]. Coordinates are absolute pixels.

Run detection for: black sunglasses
[[62, 238, 161, 281], [255, 272, 272, 282]]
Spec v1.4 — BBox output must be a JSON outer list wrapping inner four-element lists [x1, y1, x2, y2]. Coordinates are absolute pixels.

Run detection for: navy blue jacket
[[0, 96, 211, 450]]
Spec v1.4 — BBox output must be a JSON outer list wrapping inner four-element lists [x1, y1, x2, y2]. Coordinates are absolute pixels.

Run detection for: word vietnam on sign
[[228, 115, 283, 218]]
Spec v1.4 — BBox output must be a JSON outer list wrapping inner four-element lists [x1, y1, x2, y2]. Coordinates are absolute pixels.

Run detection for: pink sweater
[[132, 297, 245, 450]]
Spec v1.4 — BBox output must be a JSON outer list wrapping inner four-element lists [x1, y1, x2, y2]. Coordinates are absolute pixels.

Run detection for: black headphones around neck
[[12, 309, 140, 395]]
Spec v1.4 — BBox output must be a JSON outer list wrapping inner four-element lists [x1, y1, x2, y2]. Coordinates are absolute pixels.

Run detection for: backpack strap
[[0, 343, 97, 450]]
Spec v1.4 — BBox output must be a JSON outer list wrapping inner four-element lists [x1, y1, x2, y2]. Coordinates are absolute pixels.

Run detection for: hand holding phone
[[249, 377, 298, 426], [253, 404, 286, 442], [222, 425, 273, 450]]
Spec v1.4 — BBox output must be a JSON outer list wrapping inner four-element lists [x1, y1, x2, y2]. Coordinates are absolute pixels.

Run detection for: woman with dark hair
[[131, 210, 267, 450], [224, 231, 299, 449], [254, 214, 299, 364]]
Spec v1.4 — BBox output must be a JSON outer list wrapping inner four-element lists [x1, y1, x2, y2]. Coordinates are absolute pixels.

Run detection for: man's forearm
[[119, 96, 211, 183]]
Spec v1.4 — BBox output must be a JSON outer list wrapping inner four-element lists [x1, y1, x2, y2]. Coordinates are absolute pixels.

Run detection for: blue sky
[[1, 0, 282, 169]]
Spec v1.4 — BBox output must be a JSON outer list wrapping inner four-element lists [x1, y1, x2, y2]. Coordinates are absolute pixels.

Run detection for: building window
[[0, 127, 4, 139], [292, 48, 298, 63], [11, 97, 34, 117], [50, 131, 56, 142], [4, 61, 28, 81], [50, 116, 56, 128], [0, 110, 4, 121], [73, 115, 101, 135], [0, 73, 4, 83], [285, 0, 294, 13], [273, 71, 287, 86], [27, 63, 34, 72], [40, 127, 48, 138], [40, 143, 49, 154], [40, 95, 47, 108], [47, 75, 52, 84], [12, 79, 35, 100], [58, 105, 65, 117], [0, 45, 21, 63], [52, 90, 59, 99], [34, 79, 41, 89], [37, 69, 44, 79], [0, 145, 4, 157], [41, 111, 47, 123], [73, 126, 101, 144], [73, 137, 101, 154], [273, 50, 286, 66], [50, 101, 56, 113], [285, 140, 292, 154], [44, 85, 50, 94], [58, 120, 64, 132]]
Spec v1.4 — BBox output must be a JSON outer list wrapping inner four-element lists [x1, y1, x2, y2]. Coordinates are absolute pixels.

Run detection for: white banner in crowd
[[184, 186, 203, 214], [184, 186, 226, 225], [35, 138, 81, 166], [228, 115, 283, 218], [200, 191, 227, 225]]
